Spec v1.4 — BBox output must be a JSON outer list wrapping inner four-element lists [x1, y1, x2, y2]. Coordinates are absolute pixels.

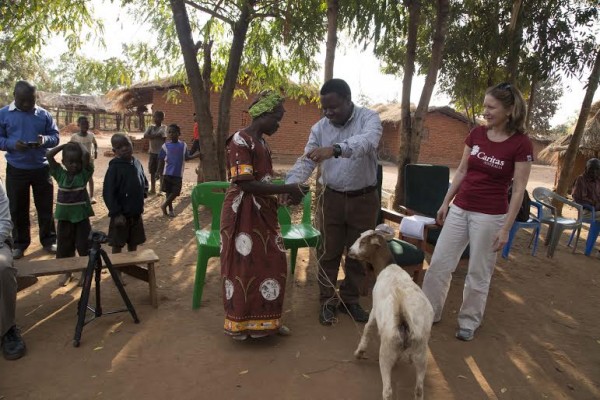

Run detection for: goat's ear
[[375, 224, 395, 241], [369, 235, 383, 247]]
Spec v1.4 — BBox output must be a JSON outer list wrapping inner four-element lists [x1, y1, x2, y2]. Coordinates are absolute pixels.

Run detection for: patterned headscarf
[[248, 92, 284, 119]]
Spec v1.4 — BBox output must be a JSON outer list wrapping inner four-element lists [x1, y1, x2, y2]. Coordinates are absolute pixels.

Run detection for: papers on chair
[[399, 215, 437, 240]]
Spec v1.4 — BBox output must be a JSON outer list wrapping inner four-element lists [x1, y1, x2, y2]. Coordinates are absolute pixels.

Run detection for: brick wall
[[420, 112, 470, 167], [151, 89, 321, 158], [379, 112, 470, 167], [149, 90, 479, 167]]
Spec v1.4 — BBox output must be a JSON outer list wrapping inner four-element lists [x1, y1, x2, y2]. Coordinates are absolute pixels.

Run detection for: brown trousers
[[316, 188, 379, 305]]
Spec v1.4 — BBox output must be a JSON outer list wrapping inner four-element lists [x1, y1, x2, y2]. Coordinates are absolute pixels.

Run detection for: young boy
[[103, 134, 149, 265], [157, 124, 199, 217], [143, 111, 166, 194], [70, 116, 98, 204], [47, 142, 94, 286]]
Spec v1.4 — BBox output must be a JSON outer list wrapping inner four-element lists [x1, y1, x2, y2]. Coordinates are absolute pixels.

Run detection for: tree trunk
[[216, 1, 253, 181], [324, 0, 339, 82], [410, 0, 450, 164], [505, 0, 522, 83], [170, 0, 217, 181], [392, 0, 421, 209], [555, 48, 600, 203], [525, 77, 537, 130]]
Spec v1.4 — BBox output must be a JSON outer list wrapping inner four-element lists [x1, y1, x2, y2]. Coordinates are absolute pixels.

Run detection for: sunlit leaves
[[0, 0, 103, 57]]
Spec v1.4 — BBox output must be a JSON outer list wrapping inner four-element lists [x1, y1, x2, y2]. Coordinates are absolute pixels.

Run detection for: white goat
[[348, 226, 434, 400]]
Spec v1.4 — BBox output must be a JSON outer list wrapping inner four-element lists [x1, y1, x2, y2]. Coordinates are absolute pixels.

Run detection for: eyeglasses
[[497, 82, 514, 99]]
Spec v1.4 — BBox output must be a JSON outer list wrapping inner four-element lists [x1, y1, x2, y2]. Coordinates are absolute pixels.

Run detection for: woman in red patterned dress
[[220, 92, 307, 340]]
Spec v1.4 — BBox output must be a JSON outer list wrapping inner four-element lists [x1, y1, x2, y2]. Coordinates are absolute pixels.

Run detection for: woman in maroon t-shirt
[[422, 83, 533, 342]]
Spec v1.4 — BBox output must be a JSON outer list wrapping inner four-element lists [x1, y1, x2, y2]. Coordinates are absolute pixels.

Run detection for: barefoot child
[[103, 134, 149, 277], [143, 111, 166, 194], [70, 116, 98, 204], [157, 124, 200, 217], [47, 142, 94, 286]]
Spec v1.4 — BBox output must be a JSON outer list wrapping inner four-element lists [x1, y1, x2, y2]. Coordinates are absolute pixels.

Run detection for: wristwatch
[[332, 144, 342, 158]]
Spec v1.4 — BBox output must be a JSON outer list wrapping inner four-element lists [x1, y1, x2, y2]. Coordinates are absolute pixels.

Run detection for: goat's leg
[[378, 336, 399, 400], [354, 312, 376, 359], [412, 346, 428, 400]]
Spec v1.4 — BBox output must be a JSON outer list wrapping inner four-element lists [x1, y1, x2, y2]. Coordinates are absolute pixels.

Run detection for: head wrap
[[248, 92, 284, 119]]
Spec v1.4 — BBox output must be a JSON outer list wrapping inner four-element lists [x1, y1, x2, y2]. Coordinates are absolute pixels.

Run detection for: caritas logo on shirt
[[471, 145, 505, 169]]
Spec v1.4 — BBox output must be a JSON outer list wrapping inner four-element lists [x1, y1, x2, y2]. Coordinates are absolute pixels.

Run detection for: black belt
[[326, 185, 377, 197]]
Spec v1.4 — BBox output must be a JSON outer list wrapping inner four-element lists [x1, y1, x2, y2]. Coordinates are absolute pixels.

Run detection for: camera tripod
[[73, 231, 140, 347]]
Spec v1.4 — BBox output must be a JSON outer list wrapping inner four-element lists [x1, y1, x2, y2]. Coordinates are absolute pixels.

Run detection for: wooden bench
[[15, 249, 160, 308]]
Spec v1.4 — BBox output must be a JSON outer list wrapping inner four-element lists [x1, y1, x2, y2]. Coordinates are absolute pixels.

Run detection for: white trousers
[[422, 205, 505, 331]]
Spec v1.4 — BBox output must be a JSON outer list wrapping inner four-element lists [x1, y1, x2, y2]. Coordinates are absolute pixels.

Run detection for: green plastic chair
[[277, 191, 321, 274], [191, 181, 230, 309]]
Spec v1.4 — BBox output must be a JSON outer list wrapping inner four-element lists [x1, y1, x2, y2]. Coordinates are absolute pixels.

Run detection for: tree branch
[[184, 0, 233, 25], [251, 12, 278, 19]]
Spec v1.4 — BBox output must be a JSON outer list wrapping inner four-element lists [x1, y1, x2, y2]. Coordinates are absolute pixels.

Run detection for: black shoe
[[2, 326, 26, 360], [339, 303, 369, 323], [12, 248, 24, 260], [319, 304, 337, 325], [43, 244, 57, 254]]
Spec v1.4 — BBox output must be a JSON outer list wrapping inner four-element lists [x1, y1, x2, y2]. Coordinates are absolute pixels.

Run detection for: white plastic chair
[[532, 187, 583, 258]]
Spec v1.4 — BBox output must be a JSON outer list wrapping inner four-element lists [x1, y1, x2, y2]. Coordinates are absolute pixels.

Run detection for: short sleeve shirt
[[453, 126, 533, 215], [50, 164, 95, 223], [158, 141, 187, 178], [70, 133, 96, 165], [145, 125, 167, 154], [225, 131, 273, 184]]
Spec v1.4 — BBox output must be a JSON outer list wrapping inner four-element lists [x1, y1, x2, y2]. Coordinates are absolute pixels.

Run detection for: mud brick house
[[109, 79, 322, 158], [374, 103, 474, 167], [112, 80, 515, 167]]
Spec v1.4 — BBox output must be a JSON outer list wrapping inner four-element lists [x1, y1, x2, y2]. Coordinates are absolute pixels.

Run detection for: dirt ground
[[0, 131, 599, 400]]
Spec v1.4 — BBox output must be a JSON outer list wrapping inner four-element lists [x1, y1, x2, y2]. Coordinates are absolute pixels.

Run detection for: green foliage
[[38, 52, 138, 95], [120, 0, 323, 102], [0, 0, 103, 57], [529, 76, 563, 135], [439, 0, 598, 121], [0, 38, 49, 105]]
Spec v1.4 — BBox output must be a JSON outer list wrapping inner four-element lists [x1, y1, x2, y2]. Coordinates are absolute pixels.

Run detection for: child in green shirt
[[47, 142, 94, 286]]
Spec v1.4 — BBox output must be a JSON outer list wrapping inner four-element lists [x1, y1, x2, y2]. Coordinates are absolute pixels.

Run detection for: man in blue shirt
[[0, 81, 59, 259]]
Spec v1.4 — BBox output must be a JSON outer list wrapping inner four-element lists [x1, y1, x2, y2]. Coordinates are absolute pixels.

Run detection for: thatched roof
[[106, 77, 183, 112], [107, 76, 320, 112], [37, 91, 115, 113], [370, 103, 471, 124], [538, 109, 600, 165]]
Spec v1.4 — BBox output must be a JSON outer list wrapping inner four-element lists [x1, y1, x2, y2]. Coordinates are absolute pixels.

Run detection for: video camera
[[88, 231, 109, 249]]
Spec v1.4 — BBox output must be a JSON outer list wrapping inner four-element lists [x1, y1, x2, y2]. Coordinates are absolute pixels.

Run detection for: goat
[[348, 226, 434, 400]]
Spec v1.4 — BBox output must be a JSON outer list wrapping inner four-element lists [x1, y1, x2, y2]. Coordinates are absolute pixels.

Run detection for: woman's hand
[[492, 228, 509, 252], [436, 203, 449, 225], [286, 183, 309, 205]]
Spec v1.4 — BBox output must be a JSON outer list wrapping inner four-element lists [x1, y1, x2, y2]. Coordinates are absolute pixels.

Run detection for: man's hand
[[306, 147, 335, 163]]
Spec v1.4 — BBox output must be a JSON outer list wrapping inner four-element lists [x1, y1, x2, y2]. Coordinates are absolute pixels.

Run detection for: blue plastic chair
[[502, 201, 543, 259], [191, 181, 230, 309], [277, 192, 321, 275], [567, 203, 600, 256]]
